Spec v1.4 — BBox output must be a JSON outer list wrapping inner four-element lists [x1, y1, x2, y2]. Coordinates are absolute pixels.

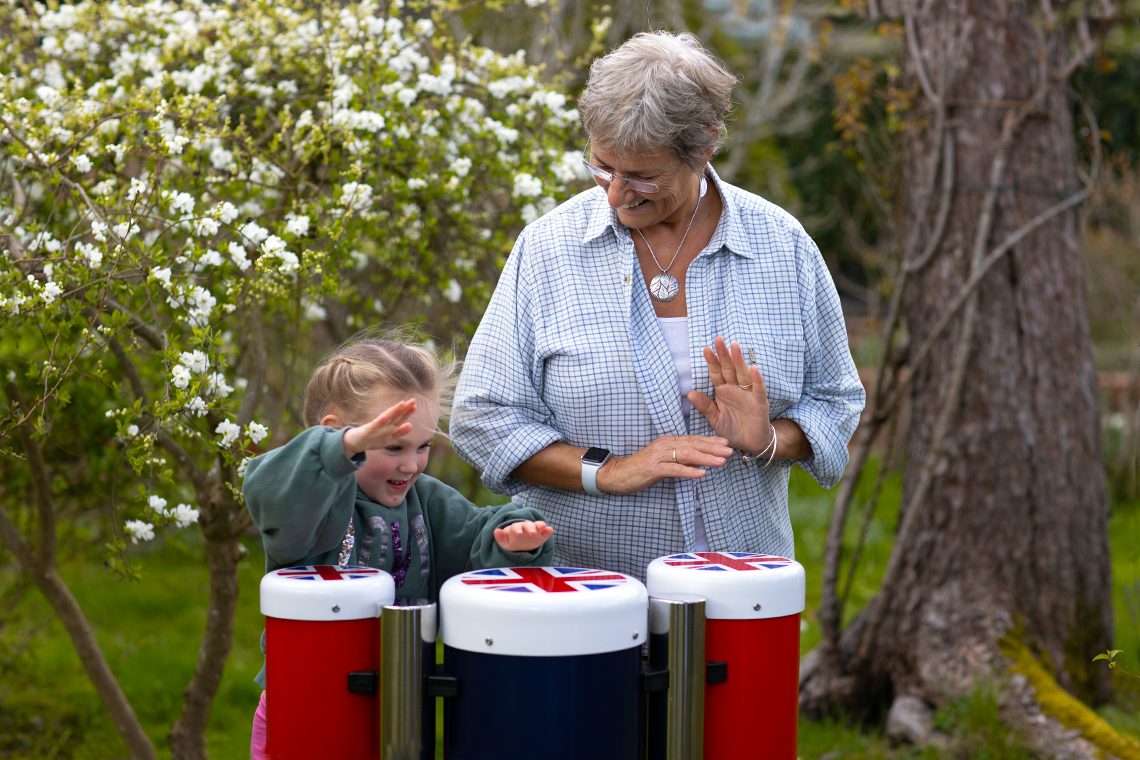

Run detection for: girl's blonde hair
[[302, 328, 459, 429]]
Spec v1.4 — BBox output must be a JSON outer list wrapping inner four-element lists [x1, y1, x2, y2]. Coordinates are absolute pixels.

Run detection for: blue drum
[[439, 566, 648, 760]]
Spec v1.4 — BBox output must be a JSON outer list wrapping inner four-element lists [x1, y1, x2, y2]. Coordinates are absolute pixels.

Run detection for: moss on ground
[[1000, 634, 1140, 760]]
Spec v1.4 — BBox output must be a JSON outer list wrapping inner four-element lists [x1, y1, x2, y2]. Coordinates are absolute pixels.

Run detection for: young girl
[[244, 335, 555, 759]]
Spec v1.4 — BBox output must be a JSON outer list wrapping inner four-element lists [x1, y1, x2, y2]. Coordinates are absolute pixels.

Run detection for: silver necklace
[[636, 184, 703, 303]]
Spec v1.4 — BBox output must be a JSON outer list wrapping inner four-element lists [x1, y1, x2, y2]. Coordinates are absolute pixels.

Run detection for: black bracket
[[706, 661, 728, 684], [347, 669, 378, 694], [642, 666, 670, 693], [426, 674, 460, 698]]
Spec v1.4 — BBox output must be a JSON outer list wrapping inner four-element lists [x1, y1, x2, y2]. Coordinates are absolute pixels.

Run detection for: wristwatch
[[580, 447, 612, 495]]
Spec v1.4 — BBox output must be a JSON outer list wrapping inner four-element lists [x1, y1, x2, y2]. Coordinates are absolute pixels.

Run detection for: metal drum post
[[378, 604, 435, 760], [648, 594, 706, 760]]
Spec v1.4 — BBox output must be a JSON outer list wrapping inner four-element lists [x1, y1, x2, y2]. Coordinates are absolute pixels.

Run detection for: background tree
[[0, 1, 582, 757], [800, 1, 1134, 756]]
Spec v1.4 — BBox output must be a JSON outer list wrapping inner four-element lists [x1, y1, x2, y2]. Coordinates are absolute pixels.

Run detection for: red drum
[[647, 552, 805, 759], [260, 565, 395, 760]]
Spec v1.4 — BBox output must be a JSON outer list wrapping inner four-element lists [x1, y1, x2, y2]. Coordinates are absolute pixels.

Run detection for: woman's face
[[588, 142, 703, 230]]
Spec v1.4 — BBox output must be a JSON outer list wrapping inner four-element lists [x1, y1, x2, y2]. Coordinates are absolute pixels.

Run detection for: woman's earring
[[699, 176, 708, 198]]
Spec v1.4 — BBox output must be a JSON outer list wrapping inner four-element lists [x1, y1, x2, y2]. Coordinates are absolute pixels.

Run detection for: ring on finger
[[738, 382, 754, 390], [672, 449, 677, 464]]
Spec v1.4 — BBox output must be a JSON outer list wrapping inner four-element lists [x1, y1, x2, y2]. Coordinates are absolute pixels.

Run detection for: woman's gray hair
[[578, 31, 738, 171]]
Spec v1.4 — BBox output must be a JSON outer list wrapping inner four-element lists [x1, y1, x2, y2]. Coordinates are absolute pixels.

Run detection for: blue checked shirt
[[452, 168, 865, 580]]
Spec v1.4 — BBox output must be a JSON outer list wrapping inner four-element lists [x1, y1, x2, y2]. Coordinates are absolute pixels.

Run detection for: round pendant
[[650, 273, 679, 302]]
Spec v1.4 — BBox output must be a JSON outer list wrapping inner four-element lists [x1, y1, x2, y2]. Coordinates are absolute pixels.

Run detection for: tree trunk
[[802, 0, 1115, 753], [167, 468, 247, 760]]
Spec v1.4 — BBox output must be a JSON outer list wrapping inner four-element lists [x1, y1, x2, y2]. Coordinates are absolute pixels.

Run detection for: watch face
[[582, 447, 610, 465]]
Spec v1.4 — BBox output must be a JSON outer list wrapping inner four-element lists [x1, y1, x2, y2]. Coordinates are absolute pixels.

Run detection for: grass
[[0, 458, 1137, 759]]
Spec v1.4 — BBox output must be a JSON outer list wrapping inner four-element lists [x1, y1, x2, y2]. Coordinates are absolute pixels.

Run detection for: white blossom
[[450, 157, 472, 178], [171, 364, 191, 389], [237, 457, 250, 478], [442, 279, 462, 303], [186, 397, 207, 417], [151, 266, 172, 285], [112, 221, 140, 241], [126, 424, 139, 437], [215, 419, 241, 446], [340, 181, 373, 211], [239, 221, 269, 246], [214, 202, 240, 225], [513, 173, 543, 198], [148, 495, 168, 511], [91, 221, 108, 242], [199, 249, 223, 267], [167, 191, 195, 216], [41, 282, 63, 304], [179, 350, 209, 374], [285, 215, 310, 236], [70, 153, 93, 173], [247, 421, 269, 444], [206, 372, 234, 398], [124, 520, 155, 544], [407, 178, 428, 190], [227, 242, 252, 270], [168, 503, 199, 528]]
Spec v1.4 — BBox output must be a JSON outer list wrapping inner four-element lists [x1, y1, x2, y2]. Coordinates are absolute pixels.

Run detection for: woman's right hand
[[594, 435, 733, 495], [342, 399, 418, 457]]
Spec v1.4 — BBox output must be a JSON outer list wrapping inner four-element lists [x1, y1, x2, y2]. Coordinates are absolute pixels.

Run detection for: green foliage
[[929, 681, 1036, 760], [0, 0, 584, 570]]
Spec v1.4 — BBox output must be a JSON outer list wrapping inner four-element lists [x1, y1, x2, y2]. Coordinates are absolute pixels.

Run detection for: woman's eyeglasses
[[580, 154, 682, 195]]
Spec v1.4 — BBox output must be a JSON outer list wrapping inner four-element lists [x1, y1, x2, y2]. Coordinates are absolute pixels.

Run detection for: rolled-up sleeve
[[452, 231, 564, 495], [780, 231, 865, 489]]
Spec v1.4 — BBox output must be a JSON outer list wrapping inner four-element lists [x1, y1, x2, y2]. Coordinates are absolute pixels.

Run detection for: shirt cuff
[[481, 423, 564, 495], [320, 427, 367, 481]]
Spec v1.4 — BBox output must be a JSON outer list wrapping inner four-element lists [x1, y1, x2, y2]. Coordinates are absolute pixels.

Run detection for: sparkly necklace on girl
[[637, 175, 707, 303]]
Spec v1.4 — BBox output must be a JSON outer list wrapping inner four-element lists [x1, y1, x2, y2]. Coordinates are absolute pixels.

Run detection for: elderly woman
[[451, 31, 865, 578]]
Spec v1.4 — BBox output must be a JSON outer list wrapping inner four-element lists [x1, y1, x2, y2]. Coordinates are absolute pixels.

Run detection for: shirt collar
[[580, 164, 755, 259]]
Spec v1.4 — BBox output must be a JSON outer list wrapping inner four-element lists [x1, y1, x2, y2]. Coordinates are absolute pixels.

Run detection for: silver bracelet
[[762, 424, 778, 468], [738, 423, 777, 466]]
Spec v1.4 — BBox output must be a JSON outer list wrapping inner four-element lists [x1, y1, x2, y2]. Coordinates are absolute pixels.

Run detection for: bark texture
[[802, 1, 1114, 752], [0, 383, 157, 760]]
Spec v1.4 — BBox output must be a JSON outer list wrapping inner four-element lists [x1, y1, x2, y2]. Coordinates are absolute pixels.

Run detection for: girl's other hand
[[342, 399, 418, 457], [494, 520, 555, 552]]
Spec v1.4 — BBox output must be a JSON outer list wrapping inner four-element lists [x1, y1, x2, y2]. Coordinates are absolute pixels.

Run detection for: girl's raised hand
[[342, 399, 418, 457], [493, 520, 554, 553]]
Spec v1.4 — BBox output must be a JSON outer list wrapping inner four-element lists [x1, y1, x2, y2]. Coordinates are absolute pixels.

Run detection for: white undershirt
[[657, 317, 709, 552]]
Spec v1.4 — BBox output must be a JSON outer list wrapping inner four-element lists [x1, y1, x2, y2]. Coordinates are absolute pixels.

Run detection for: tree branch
[[876, 185, 1090, 423], [104, 297, 167, 352], [905, 131, 956, 274], [0, 498, 37, 574], [905, 12, 940, 105], [4, 381, 56, 570]]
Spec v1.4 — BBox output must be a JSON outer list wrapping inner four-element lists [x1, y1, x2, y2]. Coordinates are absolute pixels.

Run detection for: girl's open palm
[[494, 520, 554, 552], [687, 337, 774, 454], [342, 399, 418, 457]]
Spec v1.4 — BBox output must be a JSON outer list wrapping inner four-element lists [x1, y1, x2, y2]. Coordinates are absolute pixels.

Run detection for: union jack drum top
[[260, 565, 396, 621], [646, 552, 805, 620], [440, 566, 648, 657]]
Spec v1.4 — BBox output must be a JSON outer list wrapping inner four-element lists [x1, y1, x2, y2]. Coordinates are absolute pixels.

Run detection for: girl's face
[[345, 391, 440, 507]]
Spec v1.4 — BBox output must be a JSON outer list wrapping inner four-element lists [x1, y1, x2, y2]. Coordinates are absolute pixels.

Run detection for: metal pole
[[648, 595, 706, 760], [378, 603, 436, 760]]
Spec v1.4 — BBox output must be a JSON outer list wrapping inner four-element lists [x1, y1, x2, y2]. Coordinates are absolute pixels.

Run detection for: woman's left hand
[[688, 337, 773, 455]]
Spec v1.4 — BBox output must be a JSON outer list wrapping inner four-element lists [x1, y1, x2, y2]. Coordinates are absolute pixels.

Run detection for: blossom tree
[[0, 0, 584, 756]]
